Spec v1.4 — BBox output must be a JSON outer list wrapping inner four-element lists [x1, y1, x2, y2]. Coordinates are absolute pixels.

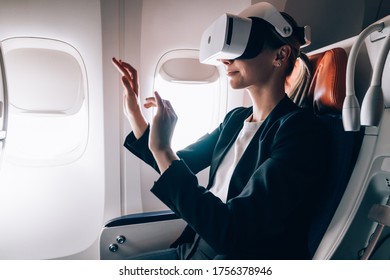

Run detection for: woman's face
[[220, 47, 276, 90]]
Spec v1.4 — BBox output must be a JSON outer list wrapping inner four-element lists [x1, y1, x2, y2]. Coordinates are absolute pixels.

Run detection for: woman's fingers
[[153, 91, 164, 108], [120, 61, 138, 82], [144, 97, 157, 108], [144, 93, 175, 114], [112, 57, 131, 80], [113, 57, 140, 98], [112, 57, 138, 85]]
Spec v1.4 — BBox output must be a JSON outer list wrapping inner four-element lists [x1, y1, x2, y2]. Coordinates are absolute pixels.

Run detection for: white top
[[209, 117, 263, 203]]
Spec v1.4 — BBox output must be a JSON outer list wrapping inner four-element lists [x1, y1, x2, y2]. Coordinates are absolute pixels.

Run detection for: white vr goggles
[[199, 2, 311, 65]]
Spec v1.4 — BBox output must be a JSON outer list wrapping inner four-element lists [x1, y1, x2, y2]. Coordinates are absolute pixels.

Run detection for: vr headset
[[199, 2, 311, 65]]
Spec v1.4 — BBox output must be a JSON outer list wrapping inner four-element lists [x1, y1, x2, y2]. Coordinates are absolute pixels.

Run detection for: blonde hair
[[286, 52, 313, 108]]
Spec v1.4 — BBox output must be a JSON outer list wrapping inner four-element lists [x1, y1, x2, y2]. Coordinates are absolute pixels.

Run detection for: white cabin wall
[[0, 0, 105, 259], [101, 0, 122, 224]]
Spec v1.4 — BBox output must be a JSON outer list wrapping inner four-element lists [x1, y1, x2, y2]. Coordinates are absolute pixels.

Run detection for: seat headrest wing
[[286, 47, 348, 114], [309, 48, 347, 114]]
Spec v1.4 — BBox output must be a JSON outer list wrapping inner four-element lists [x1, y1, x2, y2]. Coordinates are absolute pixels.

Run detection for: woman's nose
[[219, 59, 234, 65]]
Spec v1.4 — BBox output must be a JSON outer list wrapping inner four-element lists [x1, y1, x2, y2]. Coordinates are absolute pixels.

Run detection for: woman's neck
[[247, 85, 285, 122]]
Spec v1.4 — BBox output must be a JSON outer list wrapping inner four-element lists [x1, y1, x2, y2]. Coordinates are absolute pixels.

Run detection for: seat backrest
[[286, 48, 364, 258]]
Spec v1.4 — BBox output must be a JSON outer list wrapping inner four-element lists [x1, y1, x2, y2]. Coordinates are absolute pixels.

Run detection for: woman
[[113, 3, 328, 260]]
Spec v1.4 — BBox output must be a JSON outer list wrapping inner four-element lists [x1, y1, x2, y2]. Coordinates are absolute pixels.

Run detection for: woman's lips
[[226, 71, 239, 77]]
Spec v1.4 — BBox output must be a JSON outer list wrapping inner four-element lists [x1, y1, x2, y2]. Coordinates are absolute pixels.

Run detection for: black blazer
[[124, 95, 329, 259]]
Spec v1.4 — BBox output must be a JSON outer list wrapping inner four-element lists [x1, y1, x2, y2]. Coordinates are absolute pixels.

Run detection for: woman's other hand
[[146, 91, 179, 173]]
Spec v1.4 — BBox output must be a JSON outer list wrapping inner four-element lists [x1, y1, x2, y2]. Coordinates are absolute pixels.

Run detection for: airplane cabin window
[[1, 37, 88, 166], [154, 50, 225, 150]]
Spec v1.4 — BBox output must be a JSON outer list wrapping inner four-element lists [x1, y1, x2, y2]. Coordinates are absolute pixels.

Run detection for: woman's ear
[[274, 45, 292, 67]]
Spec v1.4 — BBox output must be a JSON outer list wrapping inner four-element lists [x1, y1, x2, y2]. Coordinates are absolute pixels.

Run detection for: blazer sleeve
[[150, 110, 328, 257]]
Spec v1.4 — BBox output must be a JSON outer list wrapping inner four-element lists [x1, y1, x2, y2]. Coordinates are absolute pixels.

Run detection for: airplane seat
[[287, 48, 364, 258]]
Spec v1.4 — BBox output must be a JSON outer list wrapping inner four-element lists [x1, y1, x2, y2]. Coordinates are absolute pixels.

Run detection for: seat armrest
[[100, 210, 185, 260], [104, 210, 179, 228]]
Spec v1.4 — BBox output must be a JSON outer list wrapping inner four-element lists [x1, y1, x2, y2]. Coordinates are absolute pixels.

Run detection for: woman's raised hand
[[112, 58, 140, 115], [112, 57, 148, 138]]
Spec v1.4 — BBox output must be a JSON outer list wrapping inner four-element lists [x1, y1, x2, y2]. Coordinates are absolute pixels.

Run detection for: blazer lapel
[[207, 108, 252, 189], [226, 96, 299, 199]]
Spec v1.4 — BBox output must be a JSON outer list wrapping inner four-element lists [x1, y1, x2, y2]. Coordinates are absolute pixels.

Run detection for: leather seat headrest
[[286, 47, 348, 114]]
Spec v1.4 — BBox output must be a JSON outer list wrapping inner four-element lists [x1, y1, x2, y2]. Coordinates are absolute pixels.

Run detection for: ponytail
[[286, 52, 313, 109]]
